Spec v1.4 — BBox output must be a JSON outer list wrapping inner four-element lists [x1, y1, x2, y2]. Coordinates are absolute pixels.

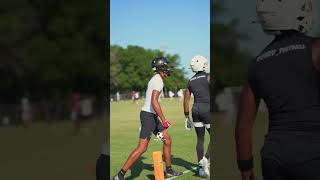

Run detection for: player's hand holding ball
[[162, 119, 171, 129], [185, 116, 193, 130]]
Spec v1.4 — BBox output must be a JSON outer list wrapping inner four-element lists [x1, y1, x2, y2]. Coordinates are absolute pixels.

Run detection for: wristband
[[237, 157, 253, 172], [184, 112, 189, 116]]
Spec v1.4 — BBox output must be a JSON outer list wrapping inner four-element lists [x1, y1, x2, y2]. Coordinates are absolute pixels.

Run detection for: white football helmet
[[256, 0, 315, 34], [190, 55, 209, 73]]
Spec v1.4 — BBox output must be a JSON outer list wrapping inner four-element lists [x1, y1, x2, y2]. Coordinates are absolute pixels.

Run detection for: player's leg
[[192, 105, 205, 162], [160, 130, 183, 177], [123, 139, 150, 171], [195, 126, 206, 162], [204, 126, 210, 160], [203, 108, 211, 160], [113, 138, 150, 180], [194, 103, 210, 177], [113, 111, 154, 180], [161, 130, 171, 167]]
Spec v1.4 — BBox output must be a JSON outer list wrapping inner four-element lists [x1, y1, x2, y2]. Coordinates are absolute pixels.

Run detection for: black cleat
[[165, 168, 183, 178]]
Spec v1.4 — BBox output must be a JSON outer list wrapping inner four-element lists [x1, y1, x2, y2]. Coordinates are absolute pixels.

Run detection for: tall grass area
[[0, 117, 106, 180], [213, 112, 268, 180], [110, 98, 210, 179]]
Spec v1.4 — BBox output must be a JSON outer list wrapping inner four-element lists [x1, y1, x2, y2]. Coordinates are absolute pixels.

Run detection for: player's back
[[249, 32, 320, 132], [188, 71, 210, 104]]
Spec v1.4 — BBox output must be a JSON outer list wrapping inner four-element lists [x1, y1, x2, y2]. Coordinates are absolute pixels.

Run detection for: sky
[[223, 0, 320, 55], [110, 0, 210, 78]]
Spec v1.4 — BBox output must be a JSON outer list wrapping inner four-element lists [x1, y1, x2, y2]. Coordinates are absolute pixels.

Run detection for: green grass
[[213, 111, 268, 180], [110, 98, 210, 179], [0, 117, 106, 180]]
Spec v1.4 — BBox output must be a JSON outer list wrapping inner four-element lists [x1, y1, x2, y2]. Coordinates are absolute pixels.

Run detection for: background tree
[[110, 45, 188, 95], [212, 1, 252, 89], [211, 1, 253, 111], [0, 0, 107, 103]]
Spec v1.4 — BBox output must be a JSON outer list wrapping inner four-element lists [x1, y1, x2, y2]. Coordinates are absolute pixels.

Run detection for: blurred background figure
[[116, 91, 120, 101], [74, 95, 95, 135], [134, 91, 140, 104], [169, 90, 174, 99], [70, 92, 81, 133], [177, 89, 184, 101], [21, 95, 32, 127]]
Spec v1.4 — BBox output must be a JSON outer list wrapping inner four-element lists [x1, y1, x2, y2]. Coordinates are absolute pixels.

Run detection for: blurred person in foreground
[[96, 141, 109, 180], [235, 0, 320, 180], [112, 57, 182, 180], [183, 55, 211, 177]]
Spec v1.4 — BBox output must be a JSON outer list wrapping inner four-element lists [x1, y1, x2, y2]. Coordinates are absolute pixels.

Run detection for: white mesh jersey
[[142, 74, 164, 114]]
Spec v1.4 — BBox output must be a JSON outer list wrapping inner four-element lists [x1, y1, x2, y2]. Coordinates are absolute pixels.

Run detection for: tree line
[[0, 0, 107, 103], [110, 45, 188, 95]]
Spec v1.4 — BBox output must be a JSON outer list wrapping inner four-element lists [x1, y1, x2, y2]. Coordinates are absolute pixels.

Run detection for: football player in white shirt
[[113, 57, 182, 180]]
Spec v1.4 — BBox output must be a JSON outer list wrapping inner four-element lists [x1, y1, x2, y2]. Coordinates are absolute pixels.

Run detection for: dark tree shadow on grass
[[125, 156, 154, 180], [125, 154, 198, 179]]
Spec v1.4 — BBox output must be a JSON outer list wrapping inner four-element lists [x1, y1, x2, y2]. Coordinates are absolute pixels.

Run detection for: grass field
[[110, 98, 210, 179], [213, 111, 268, 180], [0, 117, 106, 180]]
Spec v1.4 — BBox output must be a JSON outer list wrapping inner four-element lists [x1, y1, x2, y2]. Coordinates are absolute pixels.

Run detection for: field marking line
[[165, 163, 210, 180]]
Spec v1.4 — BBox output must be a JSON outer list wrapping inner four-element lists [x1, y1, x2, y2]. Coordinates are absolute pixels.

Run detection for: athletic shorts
[[96, 154, 109, 180], [192, 103, 210, 128], [261, 132, 320, 180], [139, 111, 164, 139]]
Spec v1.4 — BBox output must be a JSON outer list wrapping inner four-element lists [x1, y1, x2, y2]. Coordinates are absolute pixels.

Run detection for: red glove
[[162, 119, 171, 129]]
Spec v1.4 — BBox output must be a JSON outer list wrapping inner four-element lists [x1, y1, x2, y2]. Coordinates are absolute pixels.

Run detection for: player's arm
[[152, 90, 166, 122], [183, 88, 191, 116], [235, 83, 260, 180], [312, 38, 320, 72]]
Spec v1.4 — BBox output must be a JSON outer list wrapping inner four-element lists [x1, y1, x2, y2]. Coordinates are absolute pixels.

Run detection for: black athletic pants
[[96, 154, 109, 180]]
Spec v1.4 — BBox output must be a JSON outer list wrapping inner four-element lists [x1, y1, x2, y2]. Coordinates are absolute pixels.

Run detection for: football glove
[[162, 119, 171, 129], [185, 116, 193, 130]]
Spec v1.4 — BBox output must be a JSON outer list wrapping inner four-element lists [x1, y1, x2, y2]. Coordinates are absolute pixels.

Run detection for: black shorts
[[96, 154, 109, 180], [261, 132, 320, 180], [192, 103, 210, 128], [139, 111, 164, 139]]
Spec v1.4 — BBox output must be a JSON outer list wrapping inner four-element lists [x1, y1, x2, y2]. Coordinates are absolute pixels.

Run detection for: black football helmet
[[151, 57, 171, 76]]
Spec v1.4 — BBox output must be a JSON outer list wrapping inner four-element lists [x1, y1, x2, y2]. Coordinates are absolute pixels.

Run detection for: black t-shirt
[[188, 71, 210, 104], [249, 32, 320, 132]]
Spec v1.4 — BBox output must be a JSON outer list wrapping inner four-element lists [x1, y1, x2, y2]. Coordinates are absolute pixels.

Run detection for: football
[[156, 132, 165, 141]]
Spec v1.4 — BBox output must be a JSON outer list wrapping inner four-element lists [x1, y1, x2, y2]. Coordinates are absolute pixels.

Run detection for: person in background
[[184, 55, 210, 177]]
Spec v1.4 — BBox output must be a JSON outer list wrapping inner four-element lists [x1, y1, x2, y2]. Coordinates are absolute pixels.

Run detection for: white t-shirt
[[142, 74, 164, 114]]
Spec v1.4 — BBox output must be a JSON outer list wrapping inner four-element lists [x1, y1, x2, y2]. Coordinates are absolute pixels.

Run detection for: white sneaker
[[199, 157, 210, 177], [198, 166, 208, 177]]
